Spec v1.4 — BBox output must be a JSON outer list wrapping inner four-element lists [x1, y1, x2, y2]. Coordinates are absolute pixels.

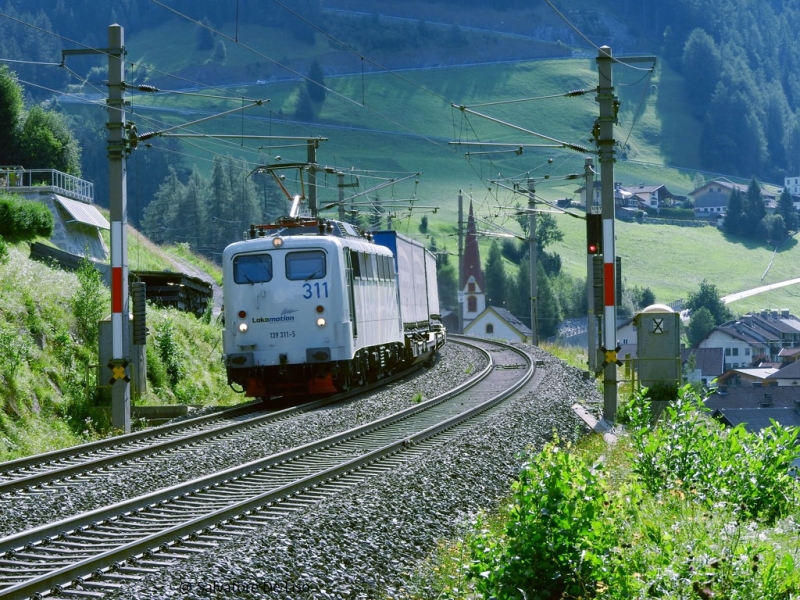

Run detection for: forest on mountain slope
[[2, 0, 800, 328], [2, 0, 799, 182]]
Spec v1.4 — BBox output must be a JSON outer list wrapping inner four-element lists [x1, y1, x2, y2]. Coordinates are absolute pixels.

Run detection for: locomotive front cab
[[223, 235, 351, 397]]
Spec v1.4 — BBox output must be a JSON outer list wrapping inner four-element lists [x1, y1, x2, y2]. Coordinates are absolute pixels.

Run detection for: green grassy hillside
[[111, 16, 798, 316], [0, 233, 237, 462], [551, 216, 800, 314]]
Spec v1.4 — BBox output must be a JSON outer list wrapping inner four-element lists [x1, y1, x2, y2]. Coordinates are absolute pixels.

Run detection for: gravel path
[[101, 344, 601, 600], [0, 343, 486, 538]]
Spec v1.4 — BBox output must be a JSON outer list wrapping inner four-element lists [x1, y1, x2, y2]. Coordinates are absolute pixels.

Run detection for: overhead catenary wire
[[466, 89, 590, 108], [148, 0, 446, 148], [453, 104, 589, 154], [2, 4, 585, 194], [0, 58, 61, 66], [0, 8, 527, 235], [0, 9, 217, 91], [270, 0, 449, 104], [543, 0, 656, 73], [1, 2, 650, 228], [0, 10, 298, 174]]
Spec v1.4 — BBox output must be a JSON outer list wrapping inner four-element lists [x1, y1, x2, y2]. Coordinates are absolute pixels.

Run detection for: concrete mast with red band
[[595, 45, 656, 424], [597, 45, 618, 424], [108, 24, 131, 432], [602, 218, 615, 351]]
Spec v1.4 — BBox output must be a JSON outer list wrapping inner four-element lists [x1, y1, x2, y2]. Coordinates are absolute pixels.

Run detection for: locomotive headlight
[[238, 322, 249, 333], [272, 237, 284, 248], [316, 317, 326, 327]]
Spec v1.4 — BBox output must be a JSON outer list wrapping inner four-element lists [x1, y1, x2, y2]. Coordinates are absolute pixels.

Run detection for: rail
[[0, 340, 463, 496], [0, 338, 533, 599]]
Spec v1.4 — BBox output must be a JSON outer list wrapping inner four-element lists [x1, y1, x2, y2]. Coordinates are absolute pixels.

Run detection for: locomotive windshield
[[286, 250, 326, 281], [233, 253, 272, 284]]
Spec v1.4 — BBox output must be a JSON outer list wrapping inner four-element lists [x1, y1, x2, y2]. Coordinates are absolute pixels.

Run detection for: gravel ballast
[[101, 344, 601, 599], [0, 343, 487, 538]]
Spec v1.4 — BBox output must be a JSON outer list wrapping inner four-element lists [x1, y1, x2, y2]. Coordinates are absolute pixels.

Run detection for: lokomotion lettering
[[252, 315, 296, 323]]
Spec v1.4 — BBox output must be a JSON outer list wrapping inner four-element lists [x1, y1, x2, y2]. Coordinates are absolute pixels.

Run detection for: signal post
[[64, 26, 132, 432], [594, 46, 655, 425]]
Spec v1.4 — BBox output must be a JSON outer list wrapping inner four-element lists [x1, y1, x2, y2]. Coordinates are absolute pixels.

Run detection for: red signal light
[[586, 213, 602, 255]]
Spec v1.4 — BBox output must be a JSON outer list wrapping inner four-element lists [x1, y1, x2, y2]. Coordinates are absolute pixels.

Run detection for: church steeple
[[461, 201, 484, 289], [460, 200, 485, 331]]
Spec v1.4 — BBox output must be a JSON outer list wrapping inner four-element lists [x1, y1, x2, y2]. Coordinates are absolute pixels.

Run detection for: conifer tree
[[179, 171, 209, 252], [742, 177, 765, 238], [723, 188, 744, 234], [536, 262, 561, 339], [306, 60, 326, 103], [777, 188, 798, 232], [143, 166, 185, 245], [484, 241, 507, 308], [509, 258, 531, 328]]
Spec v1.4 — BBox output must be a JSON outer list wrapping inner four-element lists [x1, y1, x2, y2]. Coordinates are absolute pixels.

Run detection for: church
[[456, 201, 532, 344]]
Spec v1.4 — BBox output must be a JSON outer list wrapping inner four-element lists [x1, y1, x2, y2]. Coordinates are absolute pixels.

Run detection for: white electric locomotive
[[222, 215, 445, 398]]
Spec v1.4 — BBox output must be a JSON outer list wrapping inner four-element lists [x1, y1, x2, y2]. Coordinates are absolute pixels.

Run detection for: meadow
[[110, 19, 800, 317]]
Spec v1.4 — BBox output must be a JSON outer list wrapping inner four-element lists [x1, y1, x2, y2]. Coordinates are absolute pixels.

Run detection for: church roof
[[490, 306, 532, 335], [461, 200, 484, 289]]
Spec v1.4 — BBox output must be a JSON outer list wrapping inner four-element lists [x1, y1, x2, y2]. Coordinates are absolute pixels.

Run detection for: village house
[[766, 360, 800, 386], [577, 181, 676, 210], [782, 175, 800, 211], [690, 178, 778, 220], [697, 310, 800, 367], [704, 384, 800, 431], [697, 323, 767, 369], [681, 347, 725, 387], [715, 367, 779, 387], [620, 183, 676, 211], [700, 316, 800, 433], [690, 179, 741, 218], [778, 346, 800, 364], [575, 181, 677, 221]]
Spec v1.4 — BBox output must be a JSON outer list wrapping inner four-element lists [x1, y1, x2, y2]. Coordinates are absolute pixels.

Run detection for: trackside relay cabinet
[[635, 304, 681, 414]]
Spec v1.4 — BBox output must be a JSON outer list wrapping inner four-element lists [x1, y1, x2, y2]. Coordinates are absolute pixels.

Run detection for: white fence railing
[[0, 166, 94, 204]]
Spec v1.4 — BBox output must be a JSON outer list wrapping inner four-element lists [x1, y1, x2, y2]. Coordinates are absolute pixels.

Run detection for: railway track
[[0, 344, 446, 497], [0, 337, 532, 600]]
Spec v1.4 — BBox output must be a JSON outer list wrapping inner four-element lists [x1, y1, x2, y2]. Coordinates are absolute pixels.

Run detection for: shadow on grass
[[718, 230, 799, 252], [775, 234, 798, 253]]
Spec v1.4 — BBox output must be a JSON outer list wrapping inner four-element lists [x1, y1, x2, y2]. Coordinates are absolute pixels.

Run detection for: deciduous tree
[[0, 66, 23, 166], [16, 106, 81, 176], [687, 306, 715, 347], [686, 279, 731, 327]]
